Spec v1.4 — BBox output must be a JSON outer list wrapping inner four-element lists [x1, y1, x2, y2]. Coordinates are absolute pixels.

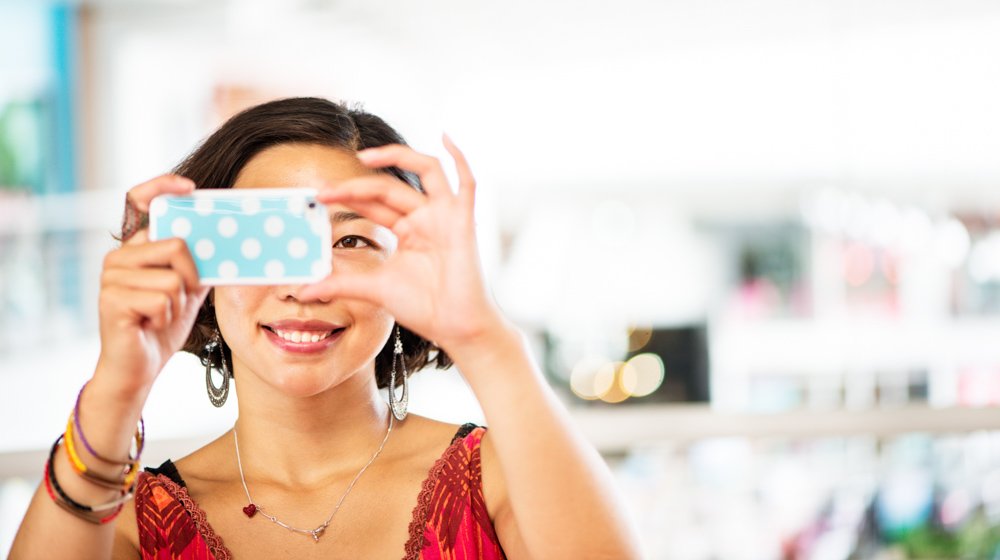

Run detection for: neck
[[230, 367, 393, 488]]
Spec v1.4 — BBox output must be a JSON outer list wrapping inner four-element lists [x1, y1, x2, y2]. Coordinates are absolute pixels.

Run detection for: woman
[[11, 98, 640, 559]]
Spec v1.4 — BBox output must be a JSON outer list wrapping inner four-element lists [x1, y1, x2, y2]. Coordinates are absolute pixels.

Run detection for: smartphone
[[148, 188, 332, 285]]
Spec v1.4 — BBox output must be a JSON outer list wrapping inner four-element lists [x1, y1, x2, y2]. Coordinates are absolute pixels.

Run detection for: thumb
[[298, 270, 387, 306], [181, 285, 212, 322]]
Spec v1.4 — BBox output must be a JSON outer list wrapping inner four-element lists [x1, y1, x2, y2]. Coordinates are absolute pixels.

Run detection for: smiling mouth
[[262, 326, 345, 343]]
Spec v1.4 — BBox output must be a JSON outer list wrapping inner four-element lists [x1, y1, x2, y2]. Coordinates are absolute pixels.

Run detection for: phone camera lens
[[308, 202, 316, 209]]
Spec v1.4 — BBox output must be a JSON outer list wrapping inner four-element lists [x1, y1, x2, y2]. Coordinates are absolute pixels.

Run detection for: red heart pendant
[[242, 504, 257, 518]]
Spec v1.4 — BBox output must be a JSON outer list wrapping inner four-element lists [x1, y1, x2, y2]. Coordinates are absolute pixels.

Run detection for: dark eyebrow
[[330, 211, 366, 224]]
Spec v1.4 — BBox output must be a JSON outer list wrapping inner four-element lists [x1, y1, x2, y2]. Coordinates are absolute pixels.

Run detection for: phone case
[[148, 188, 332, 285]]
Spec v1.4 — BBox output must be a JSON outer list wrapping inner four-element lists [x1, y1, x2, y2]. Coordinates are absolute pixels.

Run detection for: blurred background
[[2, 0, 1000, 558]]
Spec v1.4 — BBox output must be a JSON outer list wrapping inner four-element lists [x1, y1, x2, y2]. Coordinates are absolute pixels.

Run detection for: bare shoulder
[[403, 414, 509, 520], [169, 430, 234, 485], [390, 413, 468, 462]]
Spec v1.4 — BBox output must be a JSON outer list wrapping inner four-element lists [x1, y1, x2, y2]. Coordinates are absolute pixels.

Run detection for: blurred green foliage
[[0, 98, 45, 192], [899, 511, 1000, 559]]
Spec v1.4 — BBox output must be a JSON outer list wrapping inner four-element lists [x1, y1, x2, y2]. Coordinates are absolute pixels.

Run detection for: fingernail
[[356, 149, 376, 161]]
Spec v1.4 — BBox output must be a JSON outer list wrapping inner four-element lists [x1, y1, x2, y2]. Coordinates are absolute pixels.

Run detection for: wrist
[[437, 314, 525, 372], [89, 363, 150, 414], [435, 309, 520, 361]]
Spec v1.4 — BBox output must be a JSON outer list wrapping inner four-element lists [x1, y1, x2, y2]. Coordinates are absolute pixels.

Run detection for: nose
[[276, 283, 331, 304]]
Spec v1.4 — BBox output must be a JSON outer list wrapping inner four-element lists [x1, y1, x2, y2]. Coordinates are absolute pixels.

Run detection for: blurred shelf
[[571, 404, 1000, 454], [711, 317, 1000, 376], [0, 434, 215, 480], [2, 405, 998, 478], [0, 189, 121, 235]]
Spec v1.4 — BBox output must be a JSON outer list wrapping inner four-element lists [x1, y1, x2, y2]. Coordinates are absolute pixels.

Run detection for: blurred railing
[[0, 189, 121, 355]]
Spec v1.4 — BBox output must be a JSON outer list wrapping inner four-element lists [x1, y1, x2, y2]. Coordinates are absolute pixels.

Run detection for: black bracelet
[[46, 435, 133, 513]]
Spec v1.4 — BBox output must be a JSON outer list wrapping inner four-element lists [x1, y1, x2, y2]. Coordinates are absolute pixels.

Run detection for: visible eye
[[334, 235, 375, 249]]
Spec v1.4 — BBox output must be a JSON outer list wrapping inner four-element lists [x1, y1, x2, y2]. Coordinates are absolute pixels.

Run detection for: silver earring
[[203, 331, 230, 408], [388, 325, 409, 421]]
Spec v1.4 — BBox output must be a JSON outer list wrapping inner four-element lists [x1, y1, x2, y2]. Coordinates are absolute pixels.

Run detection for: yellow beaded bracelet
[[64, 413, 142, 490]]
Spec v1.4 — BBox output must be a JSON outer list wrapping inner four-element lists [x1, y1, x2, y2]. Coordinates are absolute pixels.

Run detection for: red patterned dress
[[134, 424, 506, 560]]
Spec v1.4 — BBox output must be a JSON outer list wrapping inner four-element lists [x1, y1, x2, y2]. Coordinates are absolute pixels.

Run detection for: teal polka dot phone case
[[148, 188, 332, 285]]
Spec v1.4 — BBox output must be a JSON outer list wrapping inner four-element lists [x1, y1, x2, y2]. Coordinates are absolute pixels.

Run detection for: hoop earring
[[388, 325, 409, 421], [203, 331, 230, 408]]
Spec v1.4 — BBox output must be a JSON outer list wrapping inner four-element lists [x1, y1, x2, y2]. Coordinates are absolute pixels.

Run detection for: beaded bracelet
[[44, 435, 132, 524], [73, 381, 145, 464], [44, 461, 125, 524], [64, 414, 140, 491]]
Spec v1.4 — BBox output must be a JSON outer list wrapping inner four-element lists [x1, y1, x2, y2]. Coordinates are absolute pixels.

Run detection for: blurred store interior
[[3, 0, 1000, 558]]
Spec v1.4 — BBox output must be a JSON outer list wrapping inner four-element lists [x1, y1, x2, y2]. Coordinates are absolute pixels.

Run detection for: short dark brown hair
[[169, 97, 451, 388]]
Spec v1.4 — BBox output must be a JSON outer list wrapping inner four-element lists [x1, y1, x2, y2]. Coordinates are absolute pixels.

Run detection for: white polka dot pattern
[[241, 238, 261, 260], [287, 238, 308, 259], [150, 190, 330, 285], [218, 260, 239, 278], [195, 239, 215, 260], [265, 260, 285, 278], [218, 217, 238, 238], [265, 216, 285, 237], [171, 217, 192, 238]]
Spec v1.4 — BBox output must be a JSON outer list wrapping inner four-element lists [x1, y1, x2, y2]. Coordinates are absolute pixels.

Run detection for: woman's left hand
[[301, 140, 643, 560], [298, 136, 507, 352]]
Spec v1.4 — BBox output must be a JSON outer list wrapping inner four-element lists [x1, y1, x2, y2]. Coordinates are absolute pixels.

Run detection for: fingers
[[101, 268, 189, 325], [101, 238, 205, 332], [298, 269, 388, 306], [337, 200, 406, 231], [120, 175, 195, 245], [353, 138, 476, 209], [317, 175, 423, 229], [104, 237, 201, 292], [122, 228, 148, 247], [127, 174, 195, 212], [442, 134, 477, 210], [318, 175, 424, 215], [356, 144, 452, 199], [101, 285, 176, 331]]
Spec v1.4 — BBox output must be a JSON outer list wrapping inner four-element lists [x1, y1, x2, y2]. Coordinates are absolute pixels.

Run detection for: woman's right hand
[[94, 174, 211, 399], [7, 174, 209, 560]]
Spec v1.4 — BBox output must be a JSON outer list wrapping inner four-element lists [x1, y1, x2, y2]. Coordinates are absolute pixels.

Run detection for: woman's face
[[213, 143, 398, 397]]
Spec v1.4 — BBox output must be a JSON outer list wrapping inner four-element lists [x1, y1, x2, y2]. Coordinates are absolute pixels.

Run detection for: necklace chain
[[233, 406, 394, 543]]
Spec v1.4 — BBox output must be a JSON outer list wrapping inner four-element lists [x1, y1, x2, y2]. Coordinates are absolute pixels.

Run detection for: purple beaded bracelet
[[73, 381, 145, 464]]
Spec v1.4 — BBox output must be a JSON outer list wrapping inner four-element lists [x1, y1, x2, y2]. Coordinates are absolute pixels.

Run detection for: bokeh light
[[621, 353, 665, 398], [594, 361, 621, 402], [627, 324, 653, 352], [570, 356, 612, 400]]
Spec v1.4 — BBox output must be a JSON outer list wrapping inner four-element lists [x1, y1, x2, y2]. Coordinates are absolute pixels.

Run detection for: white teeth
[[273, 329, 334, 343]]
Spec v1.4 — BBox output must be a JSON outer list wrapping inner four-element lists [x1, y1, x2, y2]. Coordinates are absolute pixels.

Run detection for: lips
[[261, 319, 346, 354]]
